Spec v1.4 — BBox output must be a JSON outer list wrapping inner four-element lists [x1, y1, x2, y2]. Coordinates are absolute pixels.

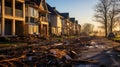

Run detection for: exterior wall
[[75, 24, 81, 35], [25, 6, 39, 35], [51, 27, 56, 35], [74, 23, 76, 35], [0, 19, 1, 35], [67, 20, 70, 35], [25, 0, 49, 37], [27, 24, 39, 34], [57, 16, 62, 35], [73, 23, 76, 35], [69, 22, 73, 35], [49, 15, 57, 27], [0, 0, 80, 37], [40, 21, 48, 37], [70, 22, 80, 36], [48, 14, 62, 36], [0, 1, 1, 16], [64, 20, 69, 35], [39, 0, 49, 37], [62, 18, 66, 35], [1, 0, 25, 36], [48, 14, 57, 35], [0, 1, 1, 35]]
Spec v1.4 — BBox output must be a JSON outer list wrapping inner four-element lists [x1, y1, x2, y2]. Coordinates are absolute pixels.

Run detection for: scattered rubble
[[0, 36, 101, 67]]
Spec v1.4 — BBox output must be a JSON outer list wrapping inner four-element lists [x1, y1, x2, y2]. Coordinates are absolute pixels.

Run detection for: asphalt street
[[76, 37, 120, 67]]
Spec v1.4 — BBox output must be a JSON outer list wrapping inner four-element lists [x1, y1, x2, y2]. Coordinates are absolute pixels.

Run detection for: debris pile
[[0, 36, 100, 67]]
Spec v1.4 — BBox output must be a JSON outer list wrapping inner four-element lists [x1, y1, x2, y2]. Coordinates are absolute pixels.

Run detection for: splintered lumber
[[0, 55, 26, 63]]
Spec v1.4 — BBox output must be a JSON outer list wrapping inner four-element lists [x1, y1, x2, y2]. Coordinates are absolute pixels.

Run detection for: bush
[[108, 32, 115, 39]]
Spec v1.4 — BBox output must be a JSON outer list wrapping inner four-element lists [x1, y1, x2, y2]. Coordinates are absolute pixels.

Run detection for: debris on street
[[0, 36, 120, 67]]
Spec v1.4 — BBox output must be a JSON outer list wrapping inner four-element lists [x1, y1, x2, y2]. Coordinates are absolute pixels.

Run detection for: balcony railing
[[5, 6, 13, 16], [40, 17, 48, 22], [15, 9, 23, 17]]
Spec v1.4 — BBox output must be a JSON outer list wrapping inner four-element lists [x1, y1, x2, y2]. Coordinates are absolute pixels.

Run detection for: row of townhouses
[[0, 0, 81, 37]]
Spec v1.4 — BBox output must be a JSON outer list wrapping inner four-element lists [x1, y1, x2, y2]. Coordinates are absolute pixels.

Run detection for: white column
[[2, 0, 5, 36], [13, 0, 15, 17], [23, 2, 25, 34], [12, 0, 15, 35], [12, 20, 15, 35], [23, 1, 25, 19], [1, 18, 5, 36]]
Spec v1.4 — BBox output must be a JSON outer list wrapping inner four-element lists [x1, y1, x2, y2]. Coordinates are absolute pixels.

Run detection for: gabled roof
[[25, 0, 48, 13], [70, 18, 75, 23], [47, 4, 57, 15], [61, 13, 69, 19], [47, 3, 62, 17], [34, 0, 41, 6], [25, 0, 41, 5], [25, 0, 39, 8]]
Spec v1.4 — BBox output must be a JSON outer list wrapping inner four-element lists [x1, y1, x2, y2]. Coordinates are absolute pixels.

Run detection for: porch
[[40, 21, 48, 37], [0, 19, 24, 36]]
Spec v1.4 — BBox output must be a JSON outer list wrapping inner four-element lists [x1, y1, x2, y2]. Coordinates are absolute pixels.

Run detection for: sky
[[46, 0, 99, 26]]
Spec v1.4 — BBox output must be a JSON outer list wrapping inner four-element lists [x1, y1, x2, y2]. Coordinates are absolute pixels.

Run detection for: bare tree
[[108, 0, 120, 33], [94, 0, 111, 37], [94, 0, 120, 37], [82, 23, 94, 35]]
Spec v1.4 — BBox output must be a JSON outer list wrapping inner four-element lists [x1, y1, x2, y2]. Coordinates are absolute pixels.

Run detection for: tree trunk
[[110, 19, 113, 33], [105, 22, 108, 37], [105, 10, 108, 37]]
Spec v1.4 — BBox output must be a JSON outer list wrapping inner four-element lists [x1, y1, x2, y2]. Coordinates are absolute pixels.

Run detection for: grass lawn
[[116, 35, 120, 38], [113, 37, 120, 41], [0, 42, 26, 47]]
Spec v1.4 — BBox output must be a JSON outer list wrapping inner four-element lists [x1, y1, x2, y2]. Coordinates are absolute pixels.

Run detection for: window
[[30, 17, 34, 23], [34, 9, 38, 17], [41, 14, 46, 17], [33, 25, 39, 34], [25, 17, 28, 22], [40, 13, 47, 21], [15, 1, 23, 10], [29, 7, 38, 17], [29, 24, 32, 34], [5, 1, 12, 7], [29, 7, 34, 17], [28, 24, 39, 34]]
